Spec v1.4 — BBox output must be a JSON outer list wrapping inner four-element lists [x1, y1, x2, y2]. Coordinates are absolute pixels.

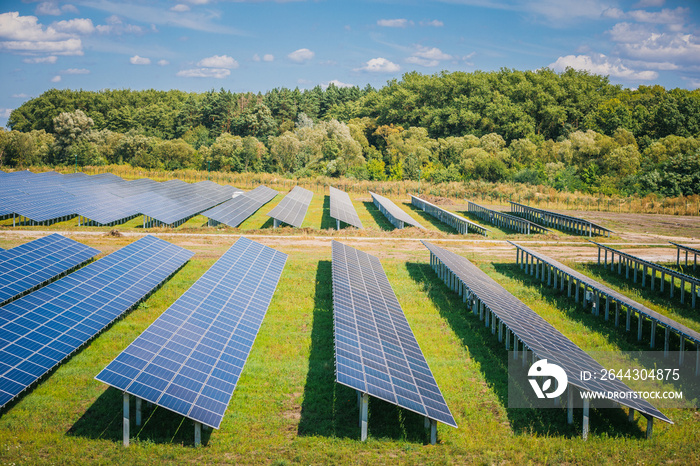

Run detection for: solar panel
[[510, 201, 612, 237], [0, 234, 100, 306], [410, 195, 489, 235], [422, 240, 671, 425], [329, 186, 363, 229], [511, 242, 700, 345], [369, 191, 424, 229], [96, 237, 287, 429], [0, 235, 193, 409], [202, 185, 278, 228], [331, 241, 457, 428], [467, 201, 551, 234], [267, 186, 313, 228]]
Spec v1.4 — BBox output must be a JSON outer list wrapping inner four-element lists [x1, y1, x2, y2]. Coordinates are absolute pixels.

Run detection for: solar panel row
[[331, 241, 456, 430], [96, 237, 287, 429], [0, 235, 193, 409], [329, 186, 363, 230], [510, 201, 612, 237], [0, 170, 240, 227], [467, 201, 551, 234], [0, 234, 100, 306], [511, 242, 700, 353], [203, 185, 278, 228], [422, 241, 671, 431], [410, 195, 489, 235], [267, 186, 313, 228], [369, 191, 424, 229]]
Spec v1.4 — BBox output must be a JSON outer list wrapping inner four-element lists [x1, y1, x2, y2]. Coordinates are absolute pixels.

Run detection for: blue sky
[[1, 0, 699, 128]]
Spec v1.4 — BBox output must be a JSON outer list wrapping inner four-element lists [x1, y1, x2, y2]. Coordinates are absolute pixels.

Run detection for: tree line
[[2, 68, 699, 197]]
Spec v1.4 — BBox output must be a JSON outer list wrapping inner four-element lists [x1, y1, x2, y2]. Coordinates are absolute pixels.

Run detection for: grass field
[[1, 187, 699, 464]]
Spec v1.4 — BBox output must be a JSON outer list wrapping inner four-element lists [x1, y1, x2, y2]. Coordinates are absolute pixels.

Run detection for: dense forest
[[2, 68, 700, 196]]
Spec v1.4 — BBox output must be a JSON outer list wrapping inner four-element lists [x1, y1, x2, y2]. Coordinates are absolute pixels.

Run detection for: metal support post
[[360, 392, 369, 441], [123, 392, 130, 447]]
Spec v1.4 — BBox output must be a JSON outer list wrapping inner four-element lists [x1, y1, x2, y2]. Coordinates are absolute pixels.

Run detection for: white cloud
[[549, 54, 658, 80], [377, 18, 411, 28], [62, 4, 79, 14], [36, 2, 61, 16], [51, 75, 61, 82], [96, 15, 144, 35], [253, 54, 260, 61], [171, 4, 191, 12], [157, 59, 169, 66], [23, 55, 58, 64], [62, 68, 89, 74], [421, 19, 444, 27], [263, 53, 274, 62], [0, 12, 83, 55], [407, 46, 453, 67], [323, 79, 353, 88], [12, 93, 30, 98], [52, 18, 95, 35], [176, 68, 230, 78], [356, 57, 400, 73], [130, 55, 151, 65], [197, 54, 238, 68], [0, 108, 13, 118], [0, 38, 83, 55], [288, 48, 314, 63], [617, 32, 700, 67]]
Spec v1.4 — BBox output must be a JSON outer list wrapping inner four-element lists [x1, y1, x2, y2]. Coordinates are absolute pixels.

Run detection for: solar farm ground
[[0, 192, 699, 464]]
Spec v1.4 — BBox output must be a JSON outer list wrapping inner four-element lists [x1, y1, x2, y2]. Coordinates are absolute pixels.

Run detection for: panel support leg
[[646, 416, 653, 440], [123, 392, 130, 447], [430, 419, 437, 445], [194, 421, 202, 447], [360, 392, 369, 441], [582, 397, 590, 440], [628, 408, 634, 422], [567, 387, 574, 425]]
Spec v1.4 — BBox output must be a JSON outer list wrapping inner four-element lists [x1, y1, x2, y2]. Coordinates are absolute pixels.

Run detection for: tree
[[52, 109, 94, 164]]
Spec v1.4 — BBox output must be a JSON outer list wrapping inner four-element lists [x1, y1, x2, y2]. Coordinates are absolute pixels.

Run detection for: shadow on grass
[[362, 201, 393, 231], [68, 388, 212, 446], [320, 195, 334, 230], [406, 261, 646, 440], [297, 260, 429, 443], [404, 203, 456, 234], [582, 262, 700, 325], [260, 216, 275, 229]]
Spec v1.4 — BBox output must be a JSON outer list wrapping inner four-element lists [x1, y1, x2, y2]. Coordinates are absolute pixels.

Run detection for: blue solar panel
[[0, 235, 193, 409], [331, 241, 457, 427], [96, 236, 288, 429], [202, 185, 278, 228], [0, 234, 100, 306]]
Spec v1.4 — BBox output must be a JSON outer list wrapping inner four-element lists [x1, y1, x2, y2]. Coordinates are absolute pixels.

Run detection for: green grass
[[1, 237, 699, 464]]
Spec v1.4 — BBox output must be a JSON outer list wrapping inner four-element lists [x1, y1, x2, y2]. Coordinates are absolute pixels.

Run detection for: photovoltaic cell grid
[[369, 191, 424, 229], [0, 235, 193, 409], [96, 237, 288, 429], [0, 234, 100, 306], [202, 185, 278, 228], [266, 186, 313, 228], [331, 241, 456, 427], [422, 240, 671, 424], [510, 242, 700, 345], [329, 186, 363, 229]]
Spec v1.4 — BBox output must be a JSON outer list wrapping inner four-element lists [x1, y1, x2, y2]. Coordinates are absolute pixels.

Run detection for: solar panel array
[[202, 185, 278, 228], [467, 201, 551, 234], [510, 201, 612, 237], [511, 242, 700, 346], [369, 191, 424, 229], [410, 195, 489, 235], [96, 237, 287, 429], [0, 235, 193, 409], [331, 241, 456, 427], [0, 170, 240, 227], [0, 234, 100, 306], [422, 240, 671, 424], [266, 186, 313, 228], [329, 186, 363, 229]]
